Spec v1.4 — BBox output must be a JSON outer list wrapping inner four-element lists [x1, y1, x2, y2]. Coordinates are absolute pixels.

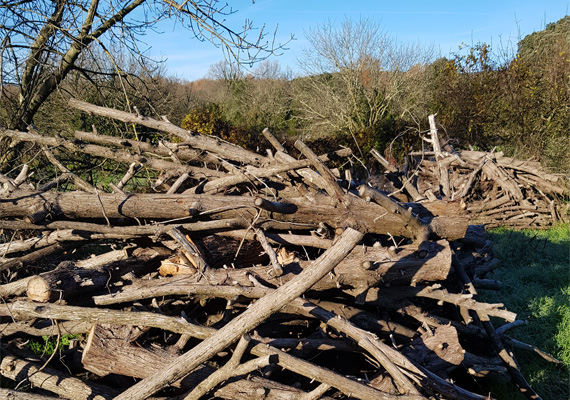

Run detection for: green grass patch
[[26, 334, 83, 357], [480, 224, 569, 400]]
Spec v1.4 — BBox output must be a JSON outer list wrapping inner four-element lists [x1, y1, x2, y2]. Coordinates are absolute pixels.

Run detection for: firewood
[[0, 189, 468, 240], [0, 353, 120, 400], [68, 98, 268, 166], [0, 107, 554, 399], [0, 242, 78, 272], [113, 228, 364, 400], [26, 262, 109, 302], [75, 129, 220, 165]]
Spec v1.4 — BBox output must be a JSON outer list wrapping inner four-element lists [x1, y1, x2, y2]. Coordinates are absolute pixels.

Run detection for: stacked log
[[372, 115, 568, 229], [0, 102, 558, 400]]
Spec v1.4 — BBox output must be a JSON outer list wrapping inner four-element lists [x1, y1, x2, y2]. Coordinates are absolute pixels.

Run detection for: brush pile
[[0, 103, 559, 399], [373, 115, 568, 229]]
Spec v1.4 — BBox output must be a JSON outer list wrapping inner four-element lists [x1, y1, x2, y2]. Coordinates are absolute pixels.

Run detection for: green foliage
[[480, 224, 570, 399], [427, 16, 570, 173], [181, 104, 225, 136], [180, 103, 259, 151], [26, 334, 83, 356]]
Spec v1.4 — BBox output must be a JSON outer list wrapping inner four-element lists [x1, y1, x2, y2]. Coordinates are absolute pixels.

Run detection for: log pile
[[0, 102, 559, 399], [373, 115, 568, 229]]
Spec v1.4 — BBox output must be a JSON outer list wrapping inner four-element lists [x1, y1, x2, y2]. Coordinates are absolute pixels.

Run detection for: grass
[[479, 223, 570, 400], [26, 334, 83, 357]]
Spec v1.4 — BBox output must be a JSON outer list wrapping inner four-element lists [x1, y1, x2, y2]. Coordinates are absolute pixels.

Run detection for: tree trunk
[[0, 189, 468, 240]]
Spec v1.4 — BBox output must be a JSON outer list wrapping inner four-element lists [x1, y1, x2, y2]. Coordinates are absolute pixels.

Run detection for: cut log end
[[26, 276, 53, 303]]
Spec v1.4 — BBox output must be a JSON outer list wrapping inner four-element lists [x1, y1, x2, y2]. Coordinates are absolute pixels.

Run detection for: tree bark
[[0, 353, 119, 400], [26, 262, 109, 302], [113, 228, 364, 400], [0, 189, 468, 240], [69, 98, 268, 166]]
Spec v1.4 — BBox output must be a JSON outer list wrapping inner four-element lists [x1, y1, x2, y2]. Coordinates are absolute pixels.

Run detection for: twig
[[255, 228, 283, 276]]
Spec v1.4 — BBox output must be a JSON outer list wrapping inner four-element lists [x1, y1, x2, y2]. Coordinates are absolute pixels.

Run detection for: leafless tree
[[0, 0, 291, 130], [294, 17, 433, 153]]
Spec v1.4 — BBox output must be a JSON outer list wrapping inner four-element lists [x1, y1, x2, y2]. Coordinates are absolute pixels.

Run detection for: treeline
[[2, 16, 568, 176], [179, 17, 570, 173]]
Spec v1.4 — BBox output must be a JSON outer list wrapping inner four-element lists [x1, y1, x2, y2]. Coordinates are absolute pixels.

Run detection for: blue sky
[[142, 0, 570, 81]]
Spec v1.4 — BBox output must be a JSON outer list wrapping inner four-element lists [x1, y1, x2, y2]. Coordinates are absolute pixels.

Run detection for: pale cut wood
[[113, 228, 364, 400]]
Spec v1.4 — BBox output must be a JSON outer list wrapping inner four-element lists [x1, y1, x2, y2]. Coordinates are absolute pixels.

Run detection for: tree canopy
[[0, 0, 290, 129]]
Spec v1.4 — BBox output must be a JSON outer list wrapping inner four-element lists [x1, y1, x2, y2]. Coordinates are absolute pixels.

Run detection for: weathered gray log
[[0, 218, 244, 238], [1, 301, 215, 340], [402, 325, 464, 378], [358, 185, 430, 255], [194, 148, 353, 195], [0, 353, 119, 400], [182, 335, 274, 400], [295, 139, 347, 203], [262, 128, 286, 153], [425, 114, 451, 197], [364, 285, 516, 322], [69, 98, 268, 166], [80, 324, 334, 400], [113, 228, 364, 400], [25, 247, 165, 302], [0, 242, 78, 272], [454, 251, 543, 400], [27, 262, 109, 302], [250, 342, 424, 400], [75, 129, 220, 165], [0, 389, 59, 399], [216, 229, 332, 249], [370, 148, 423, 201], [0, 127, 224, 178], [0, 189, 468, 240], [42, 146, 96, 193], [0, 230, 89, 256], [93, 240, 452, 305], [0, 249, 127, 298]]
